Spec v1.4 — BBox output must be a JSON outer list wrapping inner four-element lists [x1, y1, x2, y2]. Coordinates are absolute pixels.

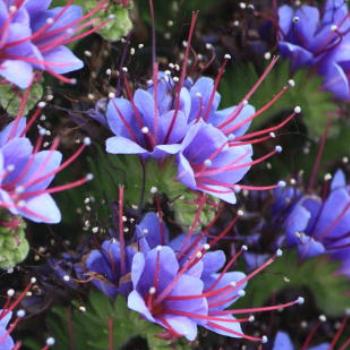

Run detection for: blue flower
[[285, 170, 350, 276], [0, 0, 104, 88], [273, 331, 329, 350], [131, 212, 299, 341], [86, 239, 135, 298], [0, 310, 14, 350], [176, 120, 252, 204], [0, 118, 91, 223], [278, 0, 350, 100]]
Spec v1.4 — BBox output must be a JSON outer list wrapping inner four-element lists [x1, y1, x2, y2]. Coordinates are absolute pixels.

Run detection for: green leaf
[[44, 291, 190, 350], [0, 83, 43, 115], [239, 251, 350, 317], [52, 0, 132, 42], [220, 60, 338, 137]]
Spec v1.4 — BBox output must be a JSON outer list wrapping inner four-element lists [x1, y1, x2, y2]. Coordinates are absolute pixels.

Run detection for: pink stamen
[[218, 56, 279, 130], [222, 85, 289, 136], [118, 185, 126, 275], [163, 12, 198, 144], [202, 57, 229, 122]]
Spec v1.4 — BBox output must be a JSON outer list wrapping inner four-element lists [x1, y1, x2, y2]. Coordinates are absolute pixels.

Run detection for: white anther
[[108, 92, 116, 99], [173, 76, 179, 83], [238, 289, 246, 297], [17, 309, 26, 318], [30, 277, 37, 284], [6, 164, 15, 172], [278, 180, 287, 188], [141, 126, 149, 134], [203, 243, 210, 251], [264, 52, 271, 60], [294, 106, 302, 114], [86, 173, 94, 181], [237, 209, 245, 216], [7, 289, 15, 297], [239, 2, 247, 9], [46, 337, 56, 346], [275, 145, 283, 153], [79, 306, 87, 312], [149, 286, 157, 295], [156, 245, 163, 252], [276, 249, 283, 257], [205, 43, 213, 50], [46, 17, 54, 24], [83, 137, 92, 146], [319, 314, 327, 322], [15, 186, 25, 194], [248, 315, 255, 322], [38, 101, 47, 108], [292, 16, 300, 23], [241, 245, 248, 251], [331, 24, 338, 31], [204, 159, 212, 167], [122, 67, 128, 73], [297, 296, 305, 305], [195, 92, 202, 98], [224, 53, 232, 60], [63, 275, 70, 282], [324, 173, 332, 181], [9, 5, 17, 13], [84, 50, 92, 57], [270, 132, 276, 138], [138, 43, 144, 49], [261, 335, 268, 344], [150, 186, 158, 194], [196, 251, 203, 259], [288, 79, 296, 87]]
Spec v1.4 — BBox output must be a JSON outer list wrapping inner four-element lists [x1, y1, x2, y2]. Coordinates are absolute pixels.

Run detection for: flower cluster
[[0, 115, 91, 223], [100, 57, 297, 203], [285, 170, 350, 276], [273, 331, 329, 350], [85, 211, 303, 342], [238, 169, 350, 277], [278, 0, 350, 100], [0, 0, 105, 88]]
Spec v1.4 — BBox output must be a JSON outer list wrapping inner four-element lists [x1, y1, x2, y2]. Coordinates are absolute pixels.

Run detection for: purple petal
[[106, 136, 148, 155], [273, 332, 294, 350], [203, 314, 243, 339], [127, 290, 156, 322], [42, 45, 83, 74], [162, 315, 198, 341], [0, 118, 27, 146], [19, 193, 61, 223], [106, 97, 135, 138], [135, 212, 169, 252], [0, 60, 33, 89]]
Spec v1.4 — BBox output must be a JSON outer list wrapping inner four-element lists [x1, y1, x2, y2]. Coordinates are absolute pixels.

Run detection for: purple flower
[[177, 120, 253, 204], [278, 0, 350, 100], [285, 170, 350, 276], [0, 310, 14, 350], [273, 331, 329, 350], [0, 0, 104, 88], [86, 239, 135, 298], [0, 117, 91, 223], [105, 74, 191, 159], [132, 212, 300, 341], [127, 246, 208, 341]]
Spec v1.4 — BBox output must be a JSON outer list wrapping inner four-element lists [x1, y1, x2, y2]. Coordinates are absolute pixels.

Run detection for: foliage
[[0, 83, 43, 116], [53, 0, 132, 41], [220, 61, 337, 137], [45, 291, 190, 350], [240, 251, 350, 317]]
